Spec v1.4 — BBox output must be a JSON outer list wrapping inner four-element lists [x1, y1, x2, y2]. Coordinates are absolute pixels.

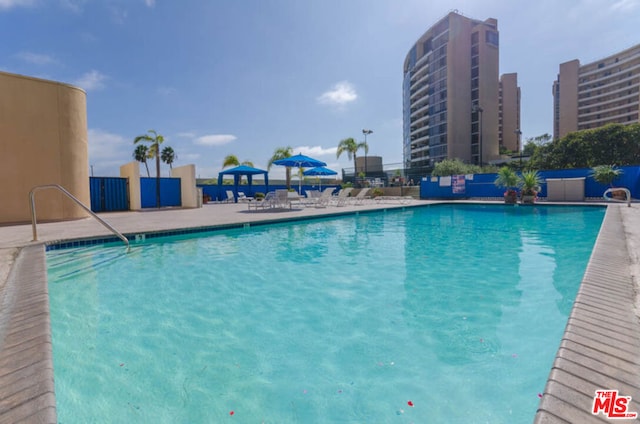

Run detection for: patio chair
[[330, 187, 354, 206], [248, 191, 276, 210], [348, 188, 371, 205], [275, 189, 292, 209], [224, 190, 235, 203], [237, 192, 254, 203]]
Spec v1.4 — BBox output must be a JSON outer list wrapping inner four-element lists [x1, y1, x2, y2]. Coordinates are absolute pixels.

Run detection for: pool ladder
[[29, 184, 130, 250]]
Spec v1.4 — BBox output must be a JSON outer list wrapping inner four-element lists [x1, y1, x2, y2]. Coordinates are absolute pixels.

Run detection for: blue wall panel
[[89, 177, 129, 212], [420, 166, 640, 200], [141, 177, 181, 208]]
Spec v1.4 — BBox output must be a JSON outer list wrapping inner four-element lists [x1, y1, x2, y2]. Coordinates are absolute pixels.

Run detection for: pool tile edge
[[0, 244, 56, 424], [534, 205, 640, 423]]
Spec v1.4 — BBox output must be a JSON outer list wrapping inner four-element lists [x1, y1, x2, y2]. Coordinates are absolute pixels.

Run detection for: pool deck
[[0, 199, 639, 423]]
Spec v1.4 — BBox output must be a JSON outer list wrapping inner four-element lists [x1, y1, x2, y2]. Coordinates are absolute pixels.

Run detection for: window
[[485, 31, 499, 47], [471, 32, 479, 44], [471, 45, 479, 56]]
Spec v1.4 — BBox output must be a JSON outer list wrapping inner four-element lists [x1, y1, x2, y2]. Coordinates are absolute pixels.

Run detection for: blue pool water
[[47, 204, 605, 423]]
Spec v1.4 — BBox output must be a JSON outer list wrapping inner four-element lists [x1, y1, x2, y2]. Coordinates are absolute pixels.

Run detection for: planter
[[521, 194, 536, 204], [612, 189, 627, 200], [504, 192, 517, 204]]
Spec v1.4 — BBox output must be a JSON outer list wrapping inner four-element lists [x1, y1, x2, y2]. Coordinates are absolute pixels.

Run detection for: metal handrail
[[603, 187, 631, 207], [30, 184, 130, 249]]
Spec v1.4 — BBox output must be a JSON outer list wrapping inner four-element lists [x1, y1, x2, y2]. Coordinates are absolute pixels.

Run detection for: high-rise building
[[403, 11, 512, 169], [553, 43, 640, 140], [499, 73, 521, 153]]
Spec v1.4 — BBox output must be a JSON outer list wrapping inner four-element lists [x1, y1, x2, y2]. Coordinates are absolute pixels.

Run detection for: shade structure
[[303, 167, 337, 190], [273, 153, 327, 193], [217, 165, 269, 202]]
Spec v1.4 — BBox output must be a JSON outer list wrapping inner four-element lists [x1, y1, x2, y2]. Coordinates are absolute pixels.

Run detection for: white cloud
[[0, 0, 35, 10], [88, 128, 131, 176], [16, 51, 57, 65], [144, 0, 155, 7], [293, 145, 338, 157], [194, 134, 237, 146], [73, 70, 107, 91], [157, 85, 176, 96], [59, 0, 85, 13], [611, 0, 639, 11], [317, 81, 358, 106], [176, 131, 197, 138]]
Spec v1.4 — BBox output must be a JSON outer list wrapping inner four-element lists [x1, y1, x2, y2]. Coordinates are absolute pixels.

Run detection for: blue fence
[[420, 166, 640, 199], [89, 177, 129, 212], [141, 177, 182, 208], [198, 184, 341, 202]]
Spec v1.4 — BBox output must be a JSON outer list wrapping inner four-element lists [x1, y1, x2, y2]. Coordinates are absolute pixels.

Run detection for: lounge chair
[[348, 188, 371, 205], [275, 189, 293, 209], [224, 190, 235, 203], [237, 192, 253, 203], [330, 187, 353, 206], [311, 188, 335, 208], [248, 191, 276, 210]]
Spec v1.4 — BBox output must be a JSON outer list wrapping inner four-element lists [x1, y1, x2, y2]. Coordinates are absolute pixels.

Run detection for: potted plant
[[590, 165, 625, 200], [518, 170, 542, 204], [494, 166, 519, 204]]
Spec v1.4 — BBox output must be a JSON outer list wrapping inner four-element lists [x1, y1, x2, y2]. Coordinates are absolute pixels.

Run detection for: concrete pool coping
[[0, 200, 638, 423]]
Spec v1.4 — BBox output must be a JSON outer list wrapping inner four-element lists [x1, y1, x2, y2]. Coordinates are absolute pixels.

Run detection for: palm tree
[[337, 137, 368, 180], [241, 160, 254, 168], [267, 146, 293, 189], [134, 129, 164, 208], [222, 154, 240, 168], [133, 144, 150, 177], [161, 146, 176, 172]]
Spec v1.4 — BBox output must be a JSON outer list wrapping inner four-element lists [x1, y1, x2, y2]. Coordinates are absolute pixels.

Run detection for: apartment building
[[403, 11, 520, 169], [499, 73, 521, 153], [553, 43, 640, 139]]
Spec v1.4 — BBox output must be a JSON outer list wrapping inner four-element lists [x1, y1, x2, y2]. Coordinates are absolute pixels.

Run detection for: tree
[[222, 155, 254, 184], [134, 129, 164, 207], [133, 144, 150, 177], [267, 146, 293, 189], [431, 158, 471, 176], [161, 146, 176, 172], [222, 154, 240, 168], [337, 137, 368, 177]]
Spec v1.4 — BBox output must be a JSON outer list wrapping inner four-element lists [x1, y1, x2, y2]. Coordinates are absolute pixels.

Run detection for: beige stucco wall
[[171, 164, 199, 208], [0, 71, 89, 224], [120, 161, 141, 210]]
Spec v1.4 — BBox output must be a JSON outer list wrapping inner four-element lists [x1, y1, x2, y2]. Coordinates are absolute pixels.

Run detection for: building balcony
[[410, 102, 430, 119], [578, 61, 640, 89], [579, 91, 639, 112]]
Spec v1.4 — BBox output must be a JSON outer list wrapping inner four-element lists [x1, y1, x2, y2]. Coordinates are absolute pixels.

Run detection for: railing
[[30, 184, 130, 249]]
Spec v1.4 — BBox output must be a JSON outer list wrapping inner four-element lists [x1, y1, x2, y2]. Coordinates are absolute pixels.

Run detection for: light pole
[[515, 129, 522, 167], [472, 103, 483, 166], [362, 129, 373, 181]]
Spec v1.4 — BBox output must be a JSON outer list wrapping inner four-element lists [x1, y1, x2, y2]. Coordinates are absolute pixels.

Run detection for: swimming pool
[[47, 204, 605, 423]]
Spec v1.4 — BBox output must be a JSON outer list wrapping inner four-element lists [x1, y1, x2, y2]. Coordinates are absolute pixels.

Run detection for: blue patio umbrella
[[303, 166, 337, 190], [273, 153, 327, 193]]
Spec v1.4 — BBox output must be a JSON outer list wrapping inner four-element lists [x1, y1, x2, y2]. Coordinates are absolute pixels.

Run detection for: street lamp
[[514, 129, 522, 167], [362, 129, 373, 180], [471, 103, 483, 166]]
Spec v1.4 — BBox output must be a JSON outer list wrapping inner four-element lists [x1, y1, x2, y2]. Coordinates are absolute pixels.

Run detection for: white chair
[[237, 192, 253, 203], [224, 190, 235, 203], [330, 187, 353, 206], [248, 191, 276, 210], [348, 188, 371, 205]]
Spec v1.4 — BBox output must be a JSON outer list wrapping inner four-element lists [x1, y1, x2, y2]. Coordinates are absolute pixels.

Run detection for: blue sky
[[2, 0, 639, 179]]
